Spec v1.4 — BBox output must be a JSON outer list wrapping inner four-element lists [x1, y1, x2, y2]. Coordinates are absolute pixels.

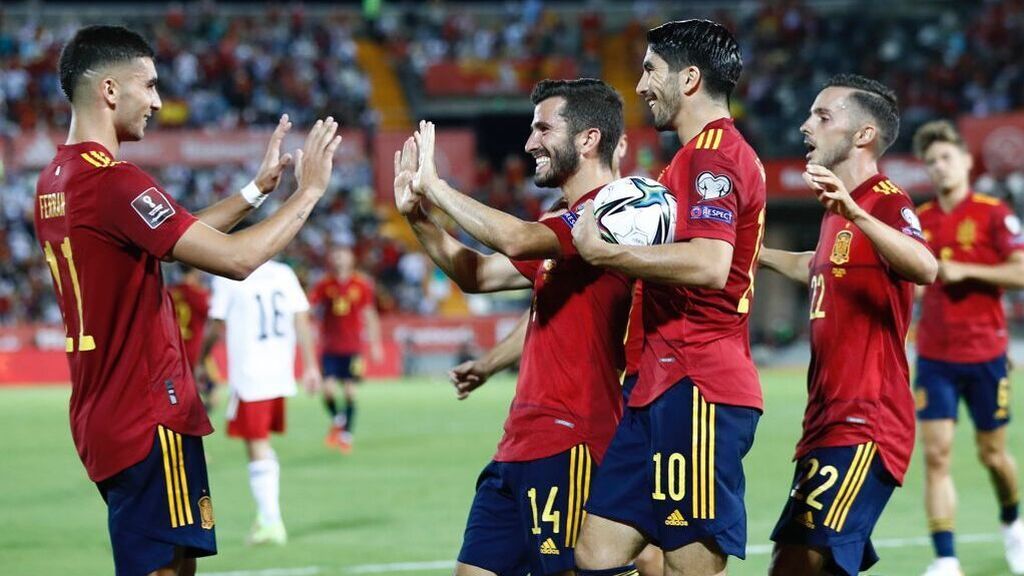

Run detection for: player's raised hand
[[571, 200, 609, 263], [294, 117, 343, 195], [253, 114, 294, 195], [412, 120, 440, 195], [393, 137, 423, 216], [804, 164, 865, 221], [449, 360, 490, 401]]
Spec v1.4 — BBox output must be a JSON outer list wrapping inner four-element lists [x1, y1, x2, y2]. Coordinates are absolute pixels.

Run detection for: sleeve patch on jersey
[[695, 171, 733, 202], [131, 187, 176, 229], [1006, 215, 1022, 235], [560, 210, 579, 228], [900, 207, 923, 238], [689, 205, 734, 224]]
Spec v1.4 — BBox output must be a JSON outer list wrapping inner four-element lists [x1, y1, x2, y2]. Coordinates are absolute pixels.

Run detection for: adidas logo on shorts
[[540, 538, 560, 555], [665, 509, 689, 526]]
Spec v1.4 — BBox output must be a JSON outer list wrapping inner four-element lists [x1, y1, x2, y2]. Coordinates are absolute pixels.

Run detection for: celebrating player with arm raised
[[759, 75, 937, 576], [911, 121, 1024, 576], [33, 25, 341, 576], [397, 79, 633, 576]]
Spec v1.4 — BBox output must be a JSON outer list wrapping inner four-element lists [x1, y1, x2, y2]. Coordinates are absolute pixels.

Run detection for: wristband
[[240, 180, 267, 208]]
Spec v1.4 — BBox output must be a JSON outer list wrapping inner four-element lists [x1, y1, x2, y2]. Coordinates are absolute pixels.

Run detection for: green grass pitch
[[0, 368, 1019, 575]]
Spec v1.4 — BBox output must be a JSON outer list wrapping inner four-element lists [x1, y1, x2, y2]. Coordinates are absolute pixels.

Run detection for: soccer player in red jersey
[[34, 26, 342, 576], [565, 20, 765, 576], [911, 121, 1024, 576], [396, 78, 632, 576], [309, 245, 383, 453], [170, 267, 216, 410], [759, 75, 937, 576]]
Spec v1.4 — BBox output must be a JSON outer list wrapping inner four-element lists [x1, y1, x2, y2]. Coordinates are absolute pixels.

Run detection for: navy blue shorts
[[97, 426, 216, 576], [322, 353, 363, 381], [585, 378, 760, 557], [622, 373, 639, 405], [915, 354, 1010, 431], [458, 445, 594, 575], [771, 442, 896, 576]]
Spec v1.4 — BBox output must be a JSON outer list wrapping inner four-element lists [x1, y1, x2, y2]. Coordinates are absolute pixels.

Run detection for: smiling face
[[636, 48, 682, 132], [800, 86, 860, 170], [109, 57, 161, 142], [524, 97, 580, 188]]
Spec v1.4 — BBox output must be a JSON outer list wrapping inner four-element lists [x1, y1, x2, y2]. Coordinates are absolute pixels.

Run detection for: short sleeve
[[282, 267, 310, 313], [208, 276, 232, 321], [308, 281, 325, 306], [989, 203, 1024, 259], [511, 259, 542, 280], [676, 153, 742, 245], [99, 164, 198, 258], [873, 192, 929, 247], [539, 213, 578, 257]]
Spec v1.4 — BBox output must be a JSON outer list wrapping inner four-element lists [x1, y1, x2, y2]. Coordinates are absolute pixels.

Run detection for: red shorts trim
[[226, 396, 286, 439]]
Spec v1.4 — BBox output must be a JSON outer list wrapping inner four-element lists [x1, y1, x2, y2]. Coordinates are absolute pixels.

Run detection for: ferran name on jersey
[[830, 230, 853, 266]]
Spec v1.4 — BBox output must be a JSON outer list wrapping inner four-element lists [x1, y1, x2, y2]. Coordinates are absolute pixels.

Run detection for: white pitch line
[[200, 533, 1005, 575]]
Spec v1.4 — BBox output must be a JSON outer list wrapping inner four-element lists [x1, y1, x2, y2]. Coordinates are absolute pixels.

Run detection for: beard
[[533, 137, 580, 188], [814, 132, 855, 170], [652, 84, 681, 132]]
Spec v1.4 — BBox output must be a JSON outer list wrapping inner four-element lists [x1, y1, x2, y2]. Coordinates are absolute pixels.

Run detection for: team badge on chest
[[957, 218, 976, 250], [830, 230, 853, 265]]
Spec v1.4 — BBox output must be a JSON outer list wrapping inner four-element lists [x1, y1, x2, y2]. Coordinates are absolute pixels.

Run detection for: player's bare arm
[[939, 250, 1024, 289], [362, 304, 385, 364], [195, 318, 225, 385], [805, 164, 937, 284], [570, 200, 732, 288], [759, 248, 814, 285], [395, 137, 531, 293], [192, 114, 295, 232], [450, 311, 528, 400], [171, 117, 343, 280], [412, 120, 561, 260], [294, 311, 322, 394]]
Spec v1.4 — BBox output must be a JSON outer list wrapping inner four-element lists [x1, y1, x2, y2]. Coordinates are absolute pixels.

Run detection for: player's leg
[[339, 377, 357, 451], [457, 461, 530, 576], [101, 426, 217, 576], [963, 355, 1023, 573], [229, 396, 287, 545], [770, 443, 896, 576], [636, 544, 664, 576], [147, 547, 194, 575], [575, 401, 655, 574], [915, 357, 963, 575], [320, 353, 344, 443]]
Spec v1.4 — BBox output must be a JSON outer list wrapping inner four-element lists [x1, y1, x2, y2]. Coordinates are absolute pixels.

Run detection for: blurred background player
[[34, 24, 342, 576], [399, 77, 632, 575], [567, 20, 765, 576], [760, 75, 937, 576], [912, 120, 1024, 576], [202, 258, 321, 546], [170, 266, 216, 411], [309, 245, 383, 453]]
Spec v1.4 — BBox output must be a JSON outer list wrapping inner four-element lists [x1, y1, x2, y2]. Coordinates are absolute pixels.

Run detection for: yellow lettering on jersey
[[872, 180, 901, 195], [39, 192, 66, 219]]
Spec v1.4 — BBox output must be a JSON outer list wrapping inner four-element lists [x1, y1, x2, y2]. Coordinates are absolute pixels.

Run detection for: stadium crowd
[[2, 0, 1024, 325]]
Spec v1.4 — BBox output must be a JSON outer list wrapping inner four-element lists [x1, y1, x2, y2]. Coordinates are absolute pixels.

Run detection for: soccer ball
[[593, 176, 677, 246]]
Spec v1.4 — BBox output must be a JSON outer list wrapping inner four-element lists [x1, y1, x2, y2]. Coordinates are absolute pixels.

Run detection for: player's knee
[[977, 441, 1009, 470], [768, 543, 824, 576], [923, 441, 952, 472], [635, 545, 664, 576]]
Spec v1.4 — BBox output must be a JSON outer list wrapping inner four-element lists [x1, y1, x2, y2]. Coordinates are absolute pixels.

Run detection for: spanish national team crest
[[957, 218, 976, 250], [198, 496, 215, 530], [830, 230, 853, 265]]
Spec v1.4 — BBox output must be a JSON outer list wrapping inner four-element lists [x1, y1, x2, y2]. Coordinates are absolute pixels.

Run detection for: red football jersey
[[169, 282, 210, 368], [796, 174, 927, 484], [498, 188, 632, 464], [916, 193, 1024, 363], [629, 118, 766, 410], [34, 142, 212, 482], [624, 282, 644, 377], [309, 274, 375, 355]]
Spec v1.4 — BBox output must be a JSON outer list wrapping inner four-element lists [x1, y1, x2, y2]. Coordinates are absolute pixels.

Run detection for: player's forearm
[[193, 194, 256, 233], [956, 260, 1024, 289], [407, 207, 491, 293], [478, 312, 528, 375], [364, 308, 383, 348], [425, 179, 559, 260], [585, 239, 731, 288], [851, 212, 938, 285], [199, 320, 224, 365], [759, 248, 813, 285], [294, 312, 318, 371]]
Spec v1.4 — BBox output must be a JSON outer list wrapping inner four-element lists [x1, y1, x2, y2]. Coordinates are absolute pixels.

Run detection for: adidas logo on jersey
[[665, 509, 689, 526], [540, 538, 560, 555], [796, 511, 816, 530]]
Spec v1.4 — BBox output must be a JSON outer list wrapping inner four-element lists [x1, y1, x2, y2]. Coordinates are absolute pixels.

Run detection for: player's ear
[[680, 65, 701, 97], [101, 76, 119, 107], [855, 124, 878, 151], [577, 128, 602, 158]]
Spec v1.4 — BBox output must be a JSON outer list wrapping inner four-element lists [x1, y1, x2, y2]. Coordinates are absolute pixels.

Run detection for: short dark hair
[[912, 119, 966, 159], [646, 20, 742, 100], [59, 25, 154, 102], [824, 74, 900, 154], [530, 78, 624, 169]]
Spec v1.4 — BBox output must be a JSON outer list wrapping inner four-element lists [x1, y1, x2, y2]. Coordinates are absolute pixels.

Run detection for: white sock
[[248, 457, 281, 525]]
